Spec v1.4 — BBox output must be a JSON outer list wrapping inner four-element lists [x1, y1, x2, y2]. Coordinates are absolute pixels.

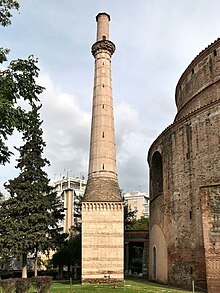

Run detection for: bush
[[15, 278, 31, 293], [31, 276, 53, 293], [0, 278, 16, 293]]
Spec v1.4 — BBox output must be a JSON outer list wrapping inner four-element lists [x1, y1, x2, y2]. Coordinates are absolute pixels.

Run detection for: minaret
[[82, 13, 124, 283]]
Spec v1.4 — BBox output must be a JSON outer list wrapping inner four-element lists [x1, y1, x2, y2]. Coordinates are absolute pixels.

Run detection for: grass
[[45, 278, 203, 293], [0, 278, 204, 293]]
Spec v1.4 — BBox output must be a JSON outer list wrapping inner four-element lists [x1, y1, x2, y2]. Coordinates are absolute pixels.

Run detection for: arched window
[[153, 246, 157, 280], [150, 151, 163, 199]]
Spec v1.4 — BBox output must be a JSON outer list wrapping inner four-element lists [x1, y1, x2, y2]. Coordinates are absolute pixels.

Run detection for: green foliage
[[0, 51, 45, 164], [0, 0, 19, 27], [0, 105, 64, 267], [0, 1, 44, 164], [0, 278, 16, 293], [72, 192, 83, 233], [124, 204, 137, 229], [128, 216, 149, 230], [31, 276, 53, 293], [0, 190, 4, 201], [52, 234, 81, 267]]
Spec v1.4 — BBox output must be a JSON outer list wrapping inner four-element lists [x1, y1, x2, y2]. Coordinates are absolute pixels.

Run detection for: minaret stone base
[[82, 201, 124, 283]]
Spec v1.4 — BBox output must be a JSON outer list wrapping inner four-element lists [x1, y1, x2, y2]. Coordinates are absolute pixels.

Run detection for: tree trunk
[[22, 253, 27, 278], [73, 263, 77, 280], [34, 253, 38, 277], [59, 265, 63, 280]]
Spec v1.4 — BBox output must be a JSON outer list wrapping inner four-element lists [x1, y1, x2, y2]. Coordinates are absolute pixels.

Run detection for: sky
[[0, 0, 220, 195]]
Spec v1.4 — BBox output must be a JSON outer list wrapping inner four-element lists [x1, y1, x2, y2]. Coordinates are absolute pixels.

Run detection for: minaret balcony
[[92, 40, 116, 57]]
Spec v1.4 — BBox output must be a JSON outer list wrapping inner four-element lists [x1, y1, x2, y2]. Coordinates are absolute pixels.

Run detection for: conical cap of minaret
[[84, 12, 121, 202]]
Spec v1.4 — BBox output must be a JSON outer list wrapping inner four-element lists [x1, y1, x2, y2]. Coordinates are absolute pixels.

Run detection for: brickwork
[[200, 185, 220, 293], [96, 12, 110, 41], [89, 15, 117, 182], [175, 38, 220, 120], [82, 202, 124, 282], [148, 38, 220, 291]]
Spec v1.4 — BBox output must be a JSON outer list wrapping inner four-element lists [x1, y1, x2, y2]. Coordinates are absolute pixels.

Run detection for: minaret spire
[[82, 13, 124, 284], [84, 12, 121, 201]]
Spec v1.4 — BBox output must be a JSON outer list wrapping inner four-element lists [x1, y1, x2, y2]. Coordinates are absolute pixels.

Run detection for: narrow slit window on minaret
[[103, 84, 105, 87], [103, 61, 105, 65], [102, 104, 104, 108], [102, 164, 105, 170], [102, 35, 106, 40], [102, 132, 104, 138]]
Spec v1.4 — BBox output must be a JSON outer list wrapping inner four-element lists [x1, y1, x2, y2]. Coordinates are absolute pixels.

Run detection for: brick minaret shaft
[[82, 13, 124, 283], [84, 12, 121, 202]]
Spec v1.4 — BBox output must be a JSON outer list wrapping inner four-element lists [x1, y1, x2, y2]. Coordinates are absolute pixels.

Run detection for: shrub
[[31, 276, 53, 293], [0, 278, 16, 293], [15, 278, 31, 293]]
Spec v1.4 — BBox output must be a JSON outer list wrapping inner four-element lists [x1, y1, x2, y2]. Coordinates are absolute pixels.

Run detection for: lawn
[[48, 278, 202, 293]]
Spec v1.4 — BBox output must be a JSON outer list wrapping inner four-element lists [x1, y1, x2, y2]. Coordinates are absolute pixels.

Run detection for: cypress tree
[[1, 104, 64, 278]]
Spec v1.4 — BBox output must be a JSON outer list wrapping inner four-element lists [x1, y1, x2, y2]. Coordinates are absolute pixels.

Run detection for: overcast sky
[[0, 0, 220, 194]]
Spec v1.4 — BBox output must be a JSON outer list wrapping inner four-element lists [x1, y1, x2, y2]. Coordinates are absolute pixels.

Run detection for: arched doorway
[[149, 224, 168, 284]]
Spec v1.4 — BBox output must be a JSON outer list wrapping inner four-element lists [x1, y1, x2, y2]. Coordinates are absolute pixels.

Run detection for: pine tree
[[0, 104, 64, 278]]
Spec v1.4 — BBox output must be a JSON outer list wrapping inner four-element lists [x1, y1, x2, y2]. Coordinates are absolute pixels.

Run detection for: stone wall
[[82, 202, 124, 283]]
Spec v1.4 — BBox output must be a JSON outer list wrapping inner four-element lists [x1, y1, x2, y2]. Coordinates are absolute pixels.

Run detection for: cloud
[[38, 71, 91, 180], [115, 102, 151, 192], [39, 72, 149, 191], [0, 69, 150, 195]]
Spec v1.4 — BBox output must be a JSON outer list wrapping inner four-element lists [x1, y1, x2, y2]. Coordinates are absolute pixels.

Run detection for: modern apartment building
[[52, 176, 86, 233], [123, 191, 149, 219]]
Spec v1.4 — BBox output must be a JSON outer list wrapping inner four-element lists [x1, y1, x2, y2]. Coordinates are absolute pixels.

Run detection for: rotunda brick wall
[[148, 39, 220, 291], [175, 38, 220, 121]]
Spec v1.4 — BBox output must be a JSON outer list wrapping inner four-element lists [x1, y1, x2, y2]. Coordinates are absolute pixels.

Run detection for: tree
[[124, 203, 137, 230], [52, 234, 81, 279], [128, 216, 149, 230], [52, 191, 83, 279], [0, 53, 44, 164], [0, 0, 19, 27], [0, 191, 4, 200], [0, 1, 44, 165], [0, 104, 64, 278], [72, 192, 83, 234]]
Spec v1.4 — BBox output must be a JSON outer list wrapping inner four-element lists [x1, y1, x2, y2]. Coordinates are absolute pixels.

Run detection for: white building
[[123, 191, 149, 219], [52, 176, 86, 233]]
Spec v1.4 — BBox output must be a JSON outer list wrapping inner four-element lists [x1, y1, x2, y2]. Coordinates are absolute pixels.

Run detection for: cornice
[[175, 38, 220, 102], [175, 77, 220, 120], [92, 40, 116, 57]]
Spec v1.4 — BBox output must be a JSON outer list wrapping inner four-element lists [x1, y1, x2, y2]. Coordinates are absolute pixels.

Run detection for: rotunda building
[[148, 38, 220, 292]]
